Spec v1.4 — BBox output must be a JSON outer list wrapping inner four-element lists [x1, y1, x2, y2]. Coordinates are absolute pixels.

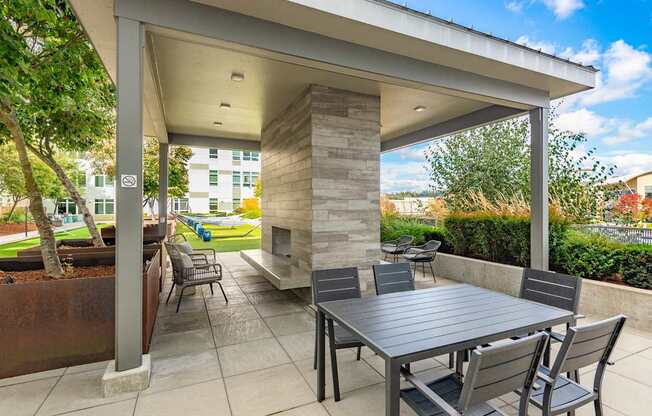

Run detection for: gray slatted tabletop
[[315, 284, 574, 416]]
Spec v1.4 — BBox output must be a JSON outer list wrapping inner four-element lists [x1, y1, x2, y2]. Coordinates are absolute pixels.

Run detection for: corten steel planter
[[0, 249, 161, 379]]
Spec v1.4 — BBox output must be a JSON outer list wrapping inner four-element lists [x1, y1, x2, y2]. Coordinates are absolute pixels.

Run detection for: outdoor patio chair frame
[[401, 333, 549, 416], [164, 242, 228, 312], [311, 267, 365, 402], [403, 240, 441, 281], [169, 233, 217, 265], [381, 235, 414, 262], [372, 262, 455, 369], [527, 315, 626, 416]]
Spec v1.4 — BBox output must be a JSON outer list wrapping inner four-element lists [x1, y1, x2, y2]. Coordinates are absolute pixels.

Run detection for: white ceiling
[[152, 34, 490, 143]]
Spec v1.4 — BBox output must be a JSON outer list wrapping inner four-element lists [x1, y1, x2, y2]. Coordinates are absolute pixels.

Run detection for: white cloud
[[381, 161, 429, 193], [505, 1, 525, 13], [555, 108, 613, 136], [397, 146, 427, 162], [516, 35, 557, 54], [598, 152, 652, 176], [603, 117, 652, 145], [543, 0, 585, 19], [559, 39, 601, 66]]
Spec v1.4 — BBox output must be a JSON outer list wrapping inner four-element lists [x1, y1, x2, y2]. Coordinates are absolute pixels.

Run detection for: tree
[[92, 136, 192, 217], [425, 111, 613, 222], [0, 145, 67, 220], [613, 193, 642, 224], [1, 1, 115, 274]]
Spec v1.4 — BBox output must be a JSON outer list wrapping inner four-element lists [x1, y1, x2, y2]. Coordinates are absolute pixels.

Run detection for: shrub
[[380, 214, 448, 247]]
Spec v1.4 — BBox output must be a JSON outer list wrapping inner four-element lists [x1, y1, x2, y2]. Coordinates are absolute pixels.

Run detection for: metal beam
[[529, 107, 549, 270], [381, 105, 525, 152], [168, 132, 260, 151], [115, 17, 144, 371], [113, 0, 549, 108], [158, 142, 169, 235]]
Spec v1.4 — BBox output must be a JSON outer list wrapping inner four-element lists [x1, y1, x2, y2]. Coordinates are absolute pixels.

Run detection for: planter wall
[[435, 253, 652, 332], [0, 249, 161, 379]]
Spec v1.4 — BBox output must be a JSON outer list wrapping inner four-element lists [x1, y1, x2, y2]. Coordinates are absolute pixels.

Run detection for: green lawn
[[176, 221, 261, 252], [0, 225, 109, 258]]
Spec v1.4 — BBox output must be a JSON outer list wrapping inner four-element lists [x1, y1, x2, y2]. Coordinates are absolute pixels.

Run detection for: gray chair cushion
[[176, 242, 194, 255], [179, 252, 194, 269]]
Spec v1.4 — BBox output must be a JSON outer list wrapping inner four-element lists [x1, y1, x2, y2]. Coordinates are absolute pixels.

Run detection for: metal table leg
[[317, 310, 326, 401], [385, 359, 401, 416]]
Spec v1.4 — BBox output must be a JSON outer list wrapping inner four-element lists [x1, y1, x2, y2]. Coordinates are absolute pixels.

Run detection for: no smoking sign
[[120, 174, 138, 188]]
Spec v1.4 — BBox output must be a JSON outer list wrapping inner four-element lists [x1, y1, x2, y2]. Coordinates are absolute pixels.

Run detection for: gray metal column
[[158, 143, 169, 235], [529, 107, 549, 270], [115, 16, 144, 371]]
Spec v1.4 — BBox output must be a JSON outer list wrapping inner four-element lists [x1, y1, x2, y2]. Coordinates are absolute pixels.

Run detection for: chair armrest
[[549, 332, 565, 343], [192, 248, 216, 262], [536, 371, 555, 386], [574, 314, 586, 321], [190, 253, 209, 265]]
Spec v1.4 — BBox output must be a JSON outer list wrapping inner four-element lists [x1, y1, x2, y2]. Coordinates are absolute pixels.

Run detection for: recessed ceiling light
[[414, 105, 426, 112], [230, 72, 245, 82], [220, 102, 231, 110], [213, 121, 223, 127]]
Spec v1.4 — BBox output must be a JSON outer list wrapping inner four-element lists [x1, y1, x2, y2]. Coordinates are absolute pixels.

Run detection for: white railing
[[575, 224, 652, 245]]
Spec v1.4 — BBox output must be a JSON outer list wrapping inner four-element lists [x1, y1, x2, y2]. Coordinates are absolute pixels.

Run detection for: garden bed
[[0, 247, 161, 379], [0, 222, 37, 235]]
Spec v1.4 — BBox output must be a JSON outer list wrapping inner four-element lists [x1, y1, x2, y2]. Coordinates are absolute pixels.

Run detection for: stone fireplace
[[255, 84, 381, 287]]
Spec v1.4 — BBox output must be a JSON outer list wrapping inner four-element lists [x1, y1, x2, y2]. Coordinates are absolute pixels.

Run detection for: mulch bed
[[0, 265, 115, 284]]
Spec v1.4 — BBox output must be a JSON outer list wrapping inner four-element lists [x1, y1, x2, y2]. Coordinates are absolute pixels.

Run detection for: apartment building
[[173, 148, 261, 214]]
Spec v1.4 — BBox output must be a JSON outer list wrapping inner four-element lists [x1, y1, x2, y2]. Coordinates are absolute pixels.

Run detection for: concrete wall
[[261, 85, 381, 273], [435, 252, 652, 332]]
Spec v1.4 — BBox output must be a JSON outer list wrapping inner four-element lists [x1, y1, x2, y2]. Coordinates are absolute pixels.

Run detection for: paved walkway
[[1, 252, 651, 415], [0, 222, 85, 245]]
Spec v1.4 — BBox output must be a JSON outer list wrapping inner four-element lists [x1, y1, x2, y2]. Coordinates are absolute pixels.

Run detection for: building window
[[243, 151, 251, 161], [232, 151, 240, 161], [209, 198, 219, 212], [645, 185, 652, 199], [173, 198, 189, 213], [57, 199, 78, 215], [232, 198, 241, 210], [251, 151, 260, 161], [94, 174, 113, 188], [94, 199, 114, 215], [209, 148, 218, 159], [243, 172, 251, 187], [252, 173, 259, 187], [232, 171, 241, 186], [209, 170, 219, 186]]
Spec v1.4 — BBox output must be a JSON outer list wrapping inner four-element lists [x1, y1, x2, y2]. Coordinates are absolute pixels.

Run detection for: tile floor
[[2, 251, 651, 416]]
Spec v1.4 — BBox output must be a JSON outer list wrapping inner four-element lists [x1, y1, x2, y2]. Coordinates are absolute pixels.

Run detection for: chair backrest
[[422, 240, 441, 251], [458, 333, 548, 412], [373, 263, 414, 295], [311, 267, 361, 304], [520, 268, 582, 313], [397, 235, 414, 246], [164, 242, 185, 284], [551, 315, 626, 378]]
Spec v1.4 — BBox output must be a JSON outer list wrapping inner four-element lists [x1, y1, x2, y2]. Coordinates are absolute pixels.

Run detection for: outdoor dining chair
[[403, 240, 441, 281], [401, 332, 549, 416], [373, 262, 455, 369], [311, 267, 365, 402], [527, 315, 626, 416], [381, 235, 414, 262], [169, 234, 217, 265], [164, 242, 228, 313]]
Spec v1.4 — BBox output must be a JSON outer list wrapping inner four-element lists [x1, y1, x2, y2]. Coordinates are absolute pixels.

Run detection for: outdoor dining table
[[315, 283, 574, 416]]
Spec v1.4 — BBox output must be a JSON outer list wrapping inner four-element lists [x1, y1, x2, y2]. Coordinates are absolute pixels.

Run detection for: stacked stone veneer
[[261, 85, 381, 274]]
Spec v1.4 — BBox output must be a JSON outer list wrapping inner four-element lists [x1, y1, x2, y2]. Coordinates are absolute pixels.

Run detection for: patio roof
[[69, 0, 596, 151]]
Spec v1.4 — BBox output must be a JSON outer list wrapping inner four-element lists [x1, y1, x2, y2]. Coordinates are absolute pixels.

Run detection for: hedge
[[380, 213, 652, 290]]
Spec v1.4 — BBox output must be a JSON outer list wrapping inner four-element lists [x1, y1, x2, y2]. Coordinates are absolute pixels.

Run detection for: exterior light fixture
[[213, 121, 223, 127], [230, 72, 245, 82], [414, 105, 426, 112], [220, 102, 231, 110]]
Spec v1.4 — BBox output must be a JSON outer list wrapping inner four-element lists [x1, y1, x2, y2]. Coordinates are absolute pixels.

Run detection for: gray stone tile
[[205, 294, 249, 309], [585, 369, 652, 416], [322, 382, 418, 416], [64, 360, 110, 375], [240, 281, 276, 293], [212, 318, 273, 347], [640, 347, 652, 360], [156, 311, 210, 334], [0, 368, 63, 387], [254, 300, 306, 318], [135, 379, 230, 416], [608, 354, 652, 387], [208, 304, 260, 326], [217, 338, 290, 377], [145, 350, 221, 395], [58, 399, 137, 416], [264, 312, 314, 337], [276, 331, 317, 362], [224, 364, 315, 416], [0, 377, 57, 416], [37, 369, 137, 416], [158, 297, 206, 316], [246, 290, 299, 305], [149, 328, 215, 360], [272, 402, 330, 416], [296, 354, 383, 398]]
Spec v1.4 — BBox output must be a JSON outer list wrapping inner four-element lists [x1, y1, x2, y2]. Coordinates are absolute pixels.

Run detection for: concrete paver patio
[[2, 252, 651, 416]]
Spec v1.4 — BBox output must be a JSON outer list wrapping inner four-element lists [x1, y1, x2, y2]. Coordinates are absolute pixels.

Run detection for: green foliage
[[143, 137, 192, 200], [380, 214, 447, 246], [425, 111, 613, 222]]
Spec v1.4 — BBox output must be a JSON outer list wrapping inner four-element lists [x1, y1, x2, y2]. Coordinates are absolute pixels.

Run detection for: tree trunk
[[6, 198, 20, 220], [0, 100, 64, 277], [30, 148, 105, 247]]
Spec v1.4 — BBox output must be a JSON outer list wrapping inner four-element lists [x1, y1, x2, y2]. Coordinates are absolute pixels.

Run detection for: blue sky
[[381, 0, 652, 193]]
